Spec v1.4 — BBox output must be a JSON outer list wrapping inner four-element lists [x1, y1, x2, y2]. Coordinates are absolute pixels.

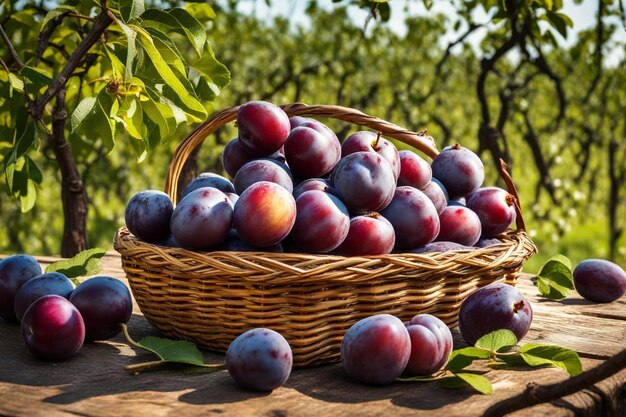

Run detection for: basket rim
[[113, 227, 538, 285]]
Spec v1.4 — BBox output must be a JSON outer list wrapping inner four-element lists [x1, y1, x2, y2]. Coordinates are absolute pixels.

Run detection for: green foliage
[[45, 247, 107, 284], [0, 0, 229, 215], [535, 254, 574, 300]]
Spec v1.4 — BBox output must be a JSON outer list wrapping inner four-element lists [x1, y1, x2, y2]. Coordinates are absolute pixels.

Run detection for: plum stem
[[372, 131, 382, 150], [512, 300, 525, 313]]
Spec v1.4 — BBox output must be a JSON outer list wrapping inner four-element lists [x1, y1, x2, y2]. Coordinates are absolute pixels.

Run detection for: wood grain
[[0, 253, 624, 417]]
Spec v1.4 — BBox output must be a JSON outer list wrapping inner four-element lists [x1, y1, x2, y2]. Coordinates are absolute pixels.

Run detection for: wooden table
[[0, 253, 624, 417]]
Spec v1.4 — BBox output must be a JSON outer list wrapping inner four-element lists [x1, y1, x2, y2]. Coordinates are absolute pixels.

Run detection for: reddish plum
[[0, 254, 42, 322], [237, 101, 290, 155], [422, 179, 448, 215], [573, 259, 626, 303], [459, 283, 533, 346], [226, 328, 292, 392], [170, 187, 233, 249], [125, 190, 173, 243], [332, 152, 396, 214], [341, 314, 411, 385], [21, 295, 85, 360], [380, 187, 440, 249], [234, 181, 296, 247], [431, 144, 484, 198], [284, 120, 341, 179], [336, 213, 395, 256], [69, 276, 132, 341], [14, 272, 75, 322], [466, 187, 517, 237], [234, 159, 293, 194], [341, 131, 400, 180], [222, 138, 255, 178], [291, 190, 350, 253], [436, 206, 482, 247], [292, 178, 337, 200], [407, 314, 453, 373], [397, 150, 431, 189]]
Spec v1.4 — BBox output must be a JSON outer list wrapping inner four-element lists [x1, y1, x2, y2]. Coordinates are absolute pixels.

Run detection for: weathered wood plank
[[0, 253, 624, 417]]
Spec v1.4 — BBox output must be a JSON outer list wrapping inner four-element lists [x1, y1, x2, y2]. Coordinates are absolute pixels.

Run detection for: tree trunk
[[50, 89, 89, 257]]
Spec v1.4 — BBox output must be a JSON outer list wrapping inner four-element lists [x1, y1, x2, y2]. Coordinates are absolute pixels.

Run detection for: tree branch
[[30, 10, 113, 121], [0, 21, 24, 69], [483, 348, 626, 417]]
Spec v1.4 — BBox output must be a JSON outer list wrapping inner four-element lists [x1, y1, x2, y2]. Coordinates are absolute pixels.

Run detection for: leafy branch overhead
[[0, 0, 230, 214]]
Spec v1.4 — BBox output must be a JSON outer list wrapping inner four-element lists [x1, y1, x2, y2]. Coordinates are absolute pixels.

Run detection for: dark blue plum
[[459, 283, 533, 346], [226, 328, 293, 392], [573, 259, 626, 303], [14, 272, 75, 322], [431, 144, 484, 198], [170, 187, 233, 250], [341, 314, 411, 385], [380, 186, 440, 249], [69, 276, 132, 341], [125, 190, 173, 243], [0, 254, 42, 322], [475, 237, 502, 248], [181, 173, 236, 199], [21, 295, 85, 360], [332, 152, 396, 214]]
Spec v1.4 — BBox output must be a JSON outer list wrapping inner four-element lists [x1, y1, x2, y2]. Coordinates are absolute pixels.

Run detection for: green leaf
[[185, 3, 216, 20], [136, 27, 206, 120], [19, 180, 37, 213], [545, 10, 568, 38], [120, 0, 145, 22], [45, 248, 108, 281], [142, 98, 170, 144], [114, 17, 137, 82], [136, 336, 205, 366], [536, 254, 574, 300], [445, 347, 491, 371], [440, 373, 493, 395], [20, 66, 53, 87], [8, 73, 24, 93], [40, 6, 76, 30], [519, 344, 583, 376], [71, 97, 98, 132], [190, 42, 231, 100], [167, 8, 207, 57], [475, 329, 518, 352]]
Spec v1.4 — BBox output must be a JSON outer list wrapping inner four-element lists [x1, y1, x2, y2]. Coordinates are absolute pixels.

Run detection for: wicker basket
[[113, 103, 537, 367]]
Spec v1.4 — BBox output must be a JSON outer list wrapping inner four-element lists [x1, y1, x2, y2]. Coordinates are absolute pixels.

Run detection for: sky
[[230, 0, 625, 67]]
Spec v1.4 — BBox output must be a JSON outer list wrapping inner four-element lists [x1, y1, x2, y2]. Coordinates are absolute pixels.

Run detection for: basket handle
[[164, 102, 526, 230]]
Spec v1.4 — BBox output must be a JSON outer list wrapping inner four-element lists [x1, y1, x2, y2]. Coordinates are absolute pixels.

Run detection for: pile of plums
[[125, 100, 518, 255], [341, 313, 453, 385], [0, 254, 132, 360]]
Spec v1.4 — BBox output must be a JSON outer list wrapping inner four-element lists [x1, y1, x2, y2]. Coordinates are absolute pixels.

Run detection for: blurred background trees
[[1, 0, 624, 270]]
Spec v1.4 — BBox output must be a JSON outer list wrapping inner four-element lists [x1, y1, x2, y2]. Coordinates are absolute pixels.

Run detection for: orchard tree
[[0, 0, 230, 256]]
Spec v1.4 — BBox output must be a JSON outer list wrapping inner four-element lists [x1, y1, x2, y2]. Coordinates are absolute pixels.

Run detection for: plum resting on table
[[458, 283, 533, 346], [226, 328, 293, 392], [405, 314, 453, 375], [573, 259, 626, 303], [13, 272, 75, 322], [21, 295, 85, 360], [0, 254, 42, 323], [341, 314, 411, 385], [69, 276, 132, 341]]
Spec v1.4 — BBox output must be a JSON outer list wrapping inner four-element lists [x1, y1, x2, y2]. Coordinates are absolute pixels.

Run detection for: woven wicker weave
[[113, 103, 537, 367]]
